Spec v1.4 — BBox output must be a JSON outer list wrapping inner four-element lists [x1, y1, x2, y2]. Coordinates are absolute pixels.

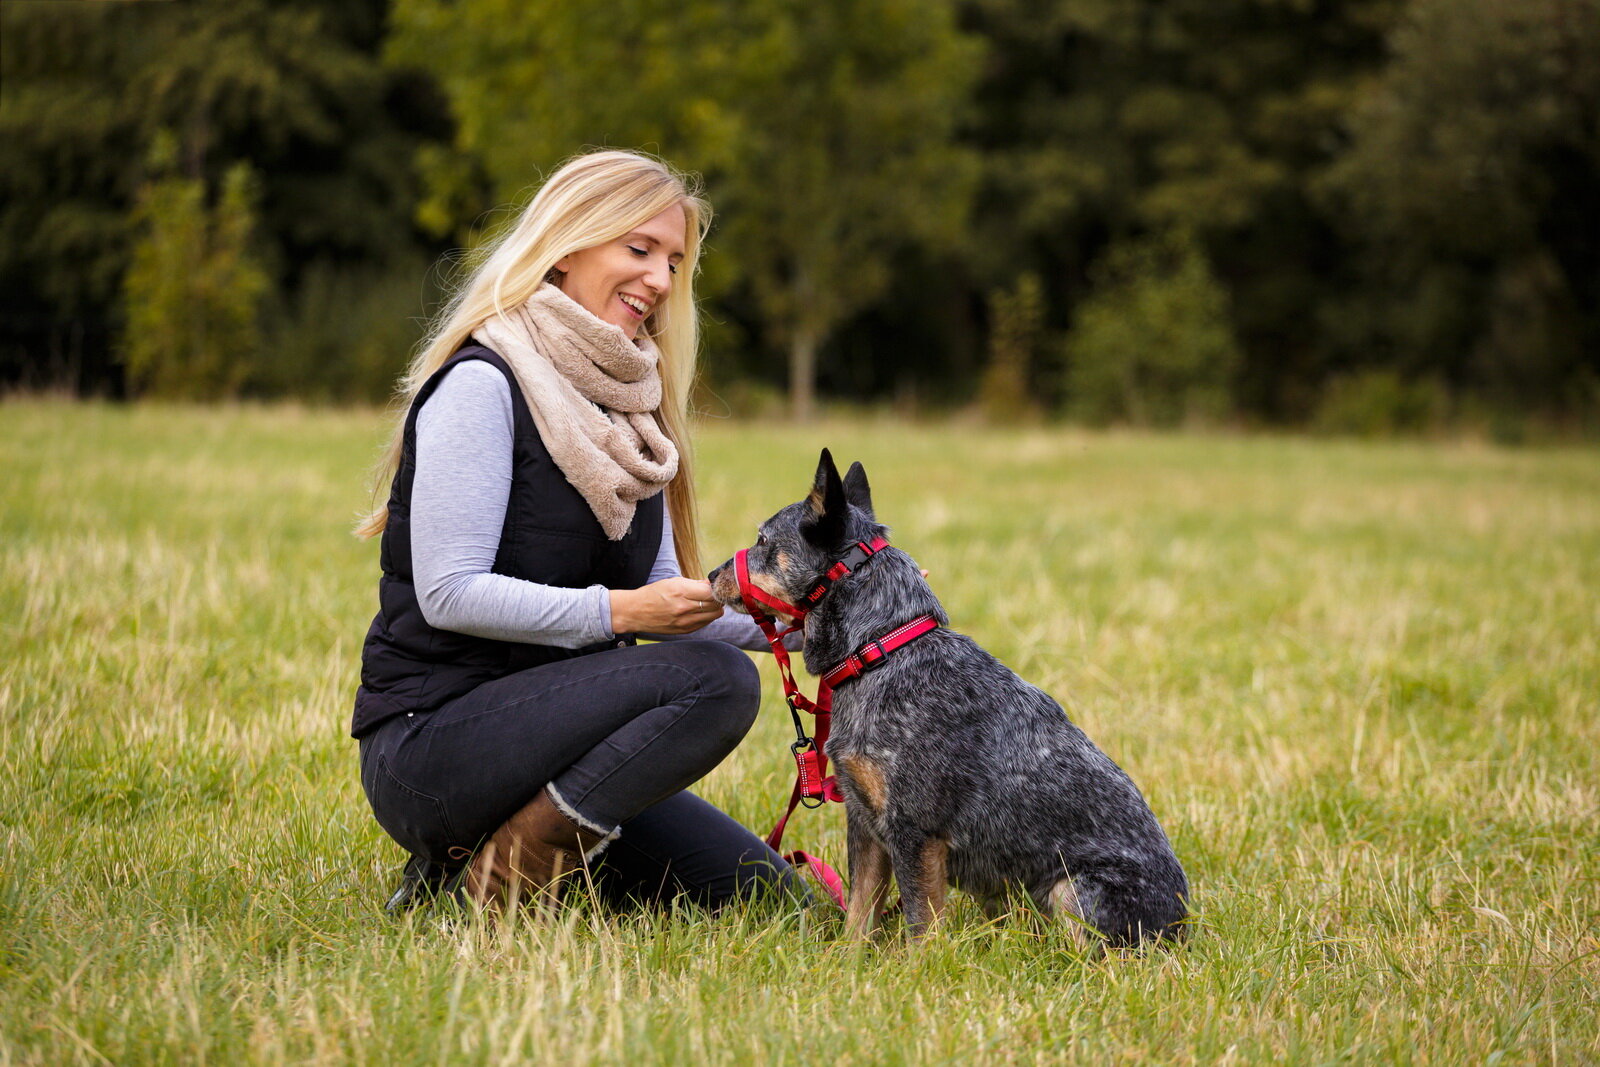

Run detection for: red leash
[[733, 538, 939, 909]]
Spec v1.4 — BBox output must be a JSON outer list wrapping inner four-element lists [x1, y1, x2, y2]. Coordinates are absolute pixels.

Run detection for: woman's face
[[554, 202, 687, 340]]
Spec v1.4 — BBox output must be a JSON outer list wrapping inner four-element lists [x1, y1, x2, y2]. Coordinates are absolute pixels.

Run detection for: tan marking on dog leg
[[845, 830, 891, 938], [1049, 877, 1098, 952], [836, 755, 888, 815], [921, 837, 950, 924], [904, 837, 949, 939]]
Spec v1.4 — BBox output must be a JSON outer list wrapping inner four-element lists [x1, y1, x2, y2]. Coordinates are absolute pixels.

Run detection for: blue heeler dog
[[708, 450, 1189, 946]]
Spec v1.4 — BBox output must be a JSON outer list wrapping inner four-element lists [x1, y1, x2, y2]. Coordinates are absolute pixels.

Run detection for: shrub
[[978, 273, 1045, 424], [1312, 370, 1451, 437], [256, 257, 436, 404], [121, 139, 268, 400], [1062, 228, 1241, 427]]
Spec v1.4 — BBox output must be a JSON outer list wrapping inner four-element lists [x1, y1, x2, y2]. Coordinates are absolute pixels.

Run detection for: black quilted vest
[[350, 345, 663, 738]]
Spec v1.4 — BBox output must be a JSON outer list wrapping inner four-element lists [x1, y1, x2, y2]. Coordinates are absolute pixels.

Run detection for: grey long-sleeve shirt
[[411, 359, 773, 651]]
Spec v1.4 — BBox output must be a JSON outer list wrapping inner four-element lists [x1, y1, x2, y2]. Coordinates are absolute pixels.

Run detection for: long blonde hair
[[356, 150, 711, 576]]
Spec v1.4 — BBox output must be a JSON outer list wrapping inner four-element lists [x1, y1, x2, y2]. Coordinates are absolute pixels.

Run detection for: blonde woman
[[352, 151, 802, 914]]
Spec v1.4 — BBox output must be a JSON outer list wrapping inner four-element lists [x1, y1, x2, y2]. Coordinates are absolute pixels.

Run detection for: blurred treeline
[[3, 0, 1596, 434]]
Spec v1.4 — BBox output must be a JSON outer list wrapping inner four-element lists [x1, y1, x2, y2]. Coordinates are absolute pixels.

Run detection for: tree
[[957, 0, 1402, 419], [0, 0, 448, 396], [977, 272, 1045, 422], [388, 0, 983, 419], [1319, 0, 1600, 419], [709, 1, 982, 420], [122, 139, 268, 399]]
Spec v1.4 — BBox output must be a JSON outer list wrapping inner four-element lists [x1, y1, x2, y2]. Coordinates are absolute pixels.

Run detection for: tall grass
[[2, 399, 1596, 1063]]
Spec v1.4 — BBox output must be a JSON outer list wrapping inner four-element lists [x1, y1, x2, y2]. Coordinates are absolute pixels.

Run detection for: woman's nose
[[645, 258, 672, 297]]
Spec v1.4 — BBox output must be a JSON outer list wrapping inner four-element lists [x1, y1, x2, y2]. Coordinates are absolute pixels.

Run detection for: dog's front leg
[[888, 828, 949, 940], [844, 812, 891, 938]]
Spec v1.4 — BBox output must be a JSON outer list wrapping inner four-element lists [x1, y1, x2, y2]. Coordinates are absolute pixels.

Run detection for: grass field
[[2, 398, 1597, 1064]]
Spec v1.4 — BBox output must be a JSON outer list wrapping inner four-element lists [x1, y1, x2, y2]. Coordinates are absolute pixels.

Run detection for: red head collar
[[733, 536, 890, 627]]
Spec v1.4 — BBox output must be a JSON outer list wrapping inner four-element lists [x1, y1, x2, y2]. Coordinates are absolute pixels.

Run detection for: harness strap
[[820, 614, 942, 689], [799, 536, 890, 613], [734, 550, 810, 622], [763, 608, 939, 852], [736, 535, 939, 904]]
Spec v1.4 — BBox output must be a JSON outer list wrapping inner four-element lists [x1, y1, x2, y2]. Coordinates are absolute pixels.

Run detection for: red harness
[[733, 536, 939, 905]]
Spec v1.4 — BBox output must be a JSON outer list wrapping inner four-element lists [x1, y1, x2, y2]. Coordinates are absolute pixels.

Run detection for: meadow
[[1, 398, 1596, 1064]]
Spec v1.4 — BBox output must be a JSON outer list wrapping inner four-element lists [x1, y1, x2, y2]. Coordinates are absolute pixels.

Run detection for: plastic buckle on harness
[[857, 638, 890, 672]]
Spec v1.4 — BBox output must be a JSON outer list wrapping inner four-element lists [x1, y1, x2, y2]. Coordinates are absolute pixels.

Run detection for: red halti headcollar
[[733, 535, 890, 625]]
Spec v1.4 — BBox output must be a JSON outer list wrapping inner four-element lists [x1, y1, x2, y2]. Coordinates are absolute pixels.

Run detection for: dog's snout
[[708, 561, 745, 609]]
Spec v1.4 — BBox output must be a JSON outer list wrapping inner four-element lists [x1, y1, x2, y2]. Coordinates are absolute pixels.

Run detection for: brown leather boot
[[464, 787, 611, 914]]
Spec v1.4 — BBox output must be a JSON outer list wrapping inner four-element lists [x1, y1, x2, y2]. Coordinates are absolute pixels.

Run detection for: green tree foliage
[[258, 256, 436, 402], [707, 2, 982, 421], [1319, 0, 1600, 421], [1064, 228, 1241, 426], [959, 0, 1401, 418], [6, 0, 1599, 430], [386, 1, 727, 224], [1, 2, 149, 388], [388, 0, 982, 420], [0, 0, 447, 397], [122, 142, 268, 400]]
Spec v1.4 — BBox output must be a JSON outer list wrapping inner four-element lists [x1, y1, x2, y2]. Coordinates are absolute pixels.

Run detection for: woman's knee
[[673, 641, 760, 742]]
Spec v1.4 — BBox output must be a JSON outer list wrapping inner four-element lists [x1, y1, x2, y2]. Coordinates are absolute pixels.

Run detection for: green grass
[[2, 398, 1597, 1064]]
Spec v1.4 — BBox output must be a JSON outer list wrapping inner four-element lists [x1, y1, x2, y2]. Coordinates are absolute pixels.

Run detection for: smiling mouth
[[618, 294, 650, 318]]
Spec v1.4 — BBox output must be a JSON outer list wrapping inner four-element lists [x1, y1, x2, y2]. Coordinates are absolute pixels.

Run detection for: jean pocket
[[366, 753, 458, 861]]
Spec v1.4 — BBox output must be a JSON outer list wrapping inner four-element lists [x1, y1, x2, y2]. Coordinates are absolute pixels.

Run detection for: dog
[[708, 450, 1188, 946]]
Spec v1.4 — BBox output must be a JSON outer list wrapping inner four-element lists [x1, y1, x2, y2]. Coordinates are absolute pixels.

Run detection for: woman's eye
[[668, 263, 678, 275], [627, 246, 647, 257]]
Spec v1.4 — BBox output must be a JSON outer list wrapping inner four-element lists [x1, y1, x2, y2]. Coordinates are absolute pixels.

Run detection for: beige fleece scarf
[[472, 283, 678, 539]]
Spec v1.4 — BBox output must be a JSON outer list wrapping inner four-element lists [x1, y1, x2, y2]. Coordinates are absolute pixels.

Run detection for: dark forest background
[[3, 0, 1596, 435]]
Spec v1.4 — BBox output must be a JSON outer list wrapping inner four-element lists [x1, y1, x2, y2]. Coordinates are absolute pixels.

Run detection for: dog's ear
[[806, 449, 840, 517], [804, 449, 848, 546], [843, 461, 875, 520]]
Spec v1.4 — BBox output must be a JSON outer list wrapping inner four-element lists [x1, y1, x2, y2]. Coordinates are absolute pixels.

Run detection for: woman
[[352, 150, 801, 915]]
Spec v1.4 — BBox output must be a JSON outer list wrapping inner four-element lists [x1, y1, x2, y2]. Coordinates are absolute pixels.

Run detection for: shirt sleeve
[[410, 360, 615, 647]]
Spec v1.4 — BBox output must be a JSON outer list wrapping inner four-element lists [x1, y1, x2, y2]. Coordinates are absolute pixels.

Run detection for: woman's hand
[[610, 577, 725, 635]]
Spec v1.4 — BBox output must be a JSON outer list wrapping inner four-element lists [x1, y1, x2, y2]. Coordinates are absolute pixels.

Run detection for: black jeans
[[360, 640, 805, 909]]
